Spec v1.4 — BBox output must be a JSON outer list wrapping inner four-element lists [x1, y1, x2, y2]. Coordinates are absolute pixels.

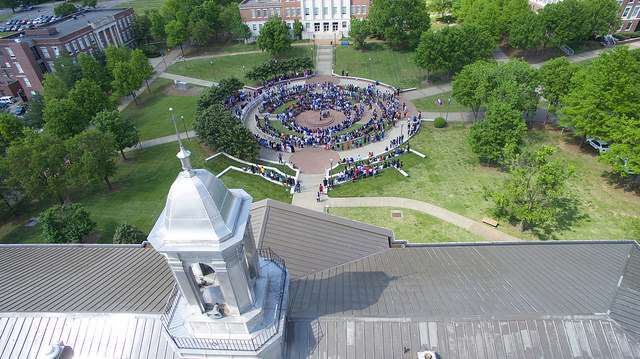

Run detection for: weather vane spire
[[169, 107, 192, 173]]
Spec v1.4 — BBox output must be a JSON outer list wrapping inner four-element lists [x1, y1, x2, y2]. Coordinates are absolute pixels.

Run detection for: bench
[[482, 217, 499, 227]]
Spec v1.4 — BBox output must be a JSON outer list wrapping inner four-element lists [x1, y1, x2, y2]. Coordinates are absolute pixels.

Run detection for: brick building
[[529, 0, 639, 33], [238, 0, 370, 40], [0, 8, 134, 98]]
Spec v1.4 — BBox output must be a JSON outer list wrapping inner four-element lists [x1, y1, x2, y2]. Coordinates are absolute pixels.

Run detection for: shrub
[[39, 203, 96, 244], [434, 117, 446, 128], [113, 223, 147, 244]]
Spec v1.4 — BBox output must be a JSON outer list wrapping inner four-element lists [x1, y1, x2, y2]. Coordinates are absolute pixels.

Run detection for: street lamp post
[[445, 98, 451, 123], [368, 57, 371, 79], [242, 65, 246, 79], [169, 107, 184, 148], [183, 58, 189, 75], [310, 47, 314, 67], [333, 46, 336, 66], [181, 115, 190, 141], [210, 60, 215, 80]]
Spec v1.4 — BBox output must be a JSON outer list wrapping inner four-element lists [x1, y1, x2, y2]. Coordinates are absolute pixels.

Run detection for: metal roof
[[0, 245, 174, 314], [250, 199, 393, 278]]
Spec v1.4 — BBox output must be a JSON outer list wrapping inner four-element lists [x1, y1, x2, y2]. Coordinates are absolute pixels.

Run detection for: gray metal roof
[[250, 199, 393, 278], [0, 245, 174, 314], [611, 243, 640, 340], [286, 317, 640, 359], [288, 243, 634, 318], [0, 315, 177, 359]]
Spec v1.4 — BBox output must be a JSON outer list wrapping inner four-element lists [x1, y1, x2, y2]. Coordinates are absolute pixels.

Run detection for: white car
[[586, 138, 610, 154]]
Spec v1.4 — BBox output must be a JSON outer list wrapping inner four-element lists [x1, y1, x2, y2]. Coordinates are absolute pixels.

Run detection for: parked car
[[586, 138, 610, 154], [13, 105, 24, 115]]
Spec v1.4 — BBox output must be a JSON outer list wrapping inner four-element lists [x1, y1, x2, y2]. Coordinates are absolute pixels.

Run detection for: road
[[0, 0, 134, 23]]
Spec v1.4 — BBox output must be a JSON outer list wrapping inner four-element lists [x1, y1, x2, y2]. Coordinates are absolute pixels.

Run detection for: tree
[[452, 61, 496, 121], [349, 17, 370, 50], [539, 0, 586, 48], [133, 12, 153, 45], [191, 18, 213, 46], [51, 52, 82, 89], [624, 217, 640, 242], [256, 16, 292, 56], [42, 73, 69, 104], [39, 203, 96, 244], [413, 30, 446, 83], [129, 49, 153, 93], [43, 98, 88, 138], [484, 146, 574, 232], [454, 0, 528, 41], [218, 3, 243, 35], [489, 59, 539, 114], [468, 100, 527, 163], [369, 0, 430, 48], [196, 78, 244, 115], [232, 22, 252, 41], [111, 61, 140, 105], [91, 110, 139, 160], [165, 20, 188, 55], [0, 158, 19, 212], [0, 113, 24, 153], [601, 115, 640, 190], [22, 94, 45, 128], [105, 45, 130, 74], [82, 0, 97, 8], [149, 10, 167, 40], [559, 47, 640, 146], [429, 0, 453, 18], [5, 131, 69, 203], [583, 0, 620, 38], [0, 0, 19, 13], [293, 19, 303, 40], [509, 10, 543, 58], [68, 78, 115, 120], [77, 52, 111, 91], [53, 2, 77, 17], [66, 129, 117, 190], [194, 103, 259, 160], [538, 57, 576, 124], [113, 223, 147, 244]]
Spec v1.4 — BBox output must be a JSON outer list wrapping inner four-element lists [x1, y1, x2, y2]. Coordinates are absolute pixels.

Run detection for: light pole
[[310, 47, 314, 67], [445, 98, 451, 123], [183, 57, 189, 76], [242, 65, 246, 79], [368, 57, 371, 80], [181, 115, 190, 141], [210, 60, 215, 80], [333, 46, 336, 66]]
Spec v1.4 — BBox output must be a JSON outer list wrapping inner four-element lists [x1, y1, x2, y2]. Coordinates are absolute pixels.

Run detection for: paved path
[[159, 73, 217, 87], [326, 197, 521, 242], [315, 45, 333, 75], [124, 131, 197, 152]]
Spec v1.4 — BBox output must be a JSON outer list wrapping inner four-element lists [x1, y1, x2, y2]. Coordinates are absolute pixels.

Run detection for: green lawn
[[330, 207, 489, 243], [412, 91, 479, 112], [0, 141, 292, 244], [330, 123, 640, 241], [166, 46, 310, 85], [112, 0, 165, 12], [120, 78, 201, 141]]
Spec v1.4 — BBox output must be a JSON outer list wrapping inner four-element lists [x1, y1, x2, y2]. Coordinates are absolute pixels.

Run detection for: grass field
[[112, 0, 165, 13], [330, 123, 640, 241], [330, 207, 489, 243], [0, 141, 292, 245], [120, 78, 201, 141], [166, 46, 310, 85], [412, 91, 478, 112]]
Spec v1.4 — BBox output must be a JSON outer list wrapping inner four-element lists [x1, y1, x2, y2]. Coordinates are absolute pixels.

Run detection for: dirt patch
[[306, 75, 338, 85], [289, 147, 340, 174], [83, 233, 102, 244], [162, 83, 206, 97], [103, 185, 125, 195], [296, 109, 348, 129]]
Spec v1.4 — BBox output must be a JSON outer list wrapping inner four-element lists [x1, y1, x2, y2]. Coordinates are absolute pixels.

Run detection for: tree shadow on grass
[[600, 171, 640, 195], [533, 196, 589, 241]]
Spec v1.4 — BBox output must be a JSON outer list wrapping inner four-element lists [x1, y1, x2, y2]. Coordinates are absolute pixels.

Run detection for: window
[[332, 22, 338, 31], [30, 90, 36, 96], [633, 6, 640, 17], [257, 9, 261, 17], [297, 8, 300, 16], [40, 47, 50, 59], [626, 21, 633, 30], [314, 22, 320, 31], [85, 35, 90, 46], [71, 41, 78, 52], [5, 47, 14, 58], [351, 5, 355, 14], [14, 62, 23, 73], [314, 7, 319, 15], [342, 6, 347, 14], [362, 5, 366, 14], [264, 9, 267, 17], [305, 7, 310, 15], [333, 6, 337, 15], [65, 44, 72, 54], [89, 34, 96, 43], [357, 5, 361, 14], [286, 8, 290, 17], [276, 8, 280, 16], [323, 22, 329, 31], [52, 46, 60, 57], [78, 38, 85, 49], [623, 6, 631, 17], [251, 9, 255, 18], [323, 6, 328, 15], [306, 22, 310, 29], [269, 8, 274, 17], [3, 62, 9, 68], [23, 77, 31, 87], [287, 22, 291, 28], [342, 21, 347, 28], [253, 24, 257, 30]]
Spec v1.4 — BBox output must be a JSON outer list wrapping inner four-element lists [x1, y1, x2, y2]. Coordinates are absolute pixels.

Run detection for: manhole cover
[[391, 210, 403, 218]]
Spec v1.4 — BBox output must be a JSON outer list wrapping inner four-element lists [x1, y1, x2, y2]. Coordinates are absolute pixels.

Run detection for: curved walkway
[[327, 197, 522, 242]]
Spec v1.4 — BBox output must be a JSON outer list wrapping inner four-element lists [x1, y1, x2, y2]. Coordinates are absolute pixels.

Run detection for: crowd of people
[[329, 146, 410, 186], [241, 164, 296, 187], [253, 82, 404, 152]]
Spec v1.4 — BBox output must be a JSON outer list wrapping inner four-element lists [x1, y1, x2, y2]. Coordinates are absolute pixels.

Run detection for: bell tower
[[148, 125, 288, 358]]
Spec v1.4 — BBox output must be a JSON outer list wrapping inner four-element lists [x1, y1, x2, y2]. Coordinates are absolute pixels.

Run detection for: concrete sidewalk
[[159, 73, 217, 87]]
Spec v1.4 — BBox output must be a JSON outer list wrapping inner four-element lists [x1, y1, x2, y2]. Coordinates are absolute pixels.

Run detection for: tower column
[[167, 257, 205, 313]]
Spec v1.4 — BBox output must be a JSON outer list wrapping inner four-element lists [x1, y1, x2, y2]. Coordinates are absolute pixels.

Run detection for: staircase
[[315, 45, 333, 76], [560, 44, 575, 56]]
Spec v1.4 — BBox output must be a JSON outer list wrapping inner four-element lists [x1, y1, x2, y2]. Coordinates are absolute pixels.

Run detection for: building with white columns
[[238, 0, 370, 40]]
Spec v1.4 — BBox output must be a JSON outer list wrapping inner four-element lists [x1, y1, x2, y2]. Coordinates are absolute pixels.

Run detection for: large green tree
[[0, 0, 19, 12], [538, 57, 576, 124], [66, 129, 117, 191], [39, 203, 96, 244], [349, 17, 370, 50], [77, 53, 111, 91], [601, 115, 640, 189], [194, 103, 259, 160], [91, 110, 139, 160], [149, 10, 167, 40], [484, 146, 574, 232], [43, 98, 88, 138], [539, 0, 586, 47], [53, 2, 77, 16], [369, 0, 430, 48], [455, 0, 529, 41], [0, 113, 24, 153], [133, 12, 153, 45], [68, 78, 114, 120], [452, 61, 496, 121], [129, 48, 154, 93], [256, 16, 292, 56], [293, 19, 304, 40], [468, 100, 527, 164], [509, 10, 544, 57], [191, 18, 213, 46], [165, 20, 189, 55], [22, 94, 45, 128], [113, 223, 147, 244]]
